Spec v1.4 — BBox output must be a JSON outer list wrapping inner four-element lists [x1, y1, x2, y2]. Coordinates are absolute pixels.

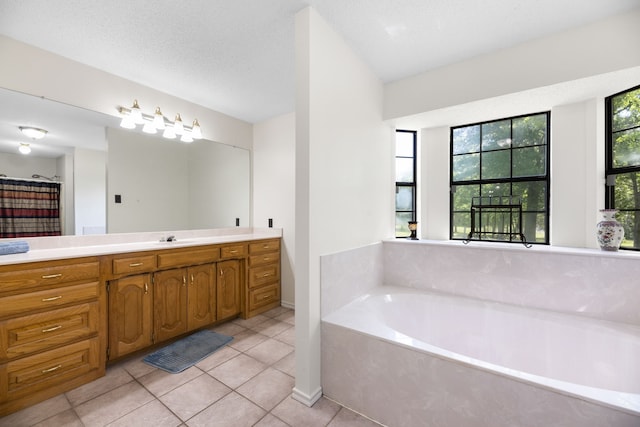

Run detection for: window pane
[[513, 114, 547, 147], [481, 183, 510, 199], [481, 150, 510, 179], [395, 158, 414, 182], [395, 212, 413, 237], [612, 128, 640, 168], [522, 212, 546, 243], [482, 120, 510, 151], [512, 181, 547, 211], [452, 153, 479, 181], [513, 146, 546, 177], [396, 132, 415, 157], [612, 87, 640, 132], [395, 186, 414, 211], [453, 184, 479, 212], [452, 125, 480, 154], [451, 212, 471, 239], [616, 210, 639, 250], [613, 172, 640, 209]]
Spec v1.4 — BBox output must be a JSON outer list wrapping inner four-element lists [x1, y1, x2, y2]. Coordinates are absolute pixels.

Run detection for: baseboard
[[281, 300, 295, 310], [291, 386, 322, 407]]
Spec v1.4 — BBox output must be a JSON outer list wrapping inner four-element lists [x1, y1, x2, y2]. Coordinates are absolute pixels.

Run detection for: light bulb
[[162, 125, 176, 139], [180, 130, 193, 143], [153, 107, 165, 130], [120, 115, 136, 129], [142, 120, 157, 134], [191, 119, 202, 139], [174, 113, 184, 135], [19, 143, 31, 154], [130, 99, 144, 125]]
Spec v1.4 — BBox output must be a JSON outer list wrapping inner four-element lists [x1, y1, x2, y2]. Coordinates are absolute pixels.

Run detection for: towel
[[0, 241, 30, 255]]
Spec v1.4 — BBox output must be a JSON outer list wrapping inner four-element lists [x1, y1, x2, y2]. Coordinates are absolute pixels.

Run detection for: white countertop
[[0, 228, 282, 265]]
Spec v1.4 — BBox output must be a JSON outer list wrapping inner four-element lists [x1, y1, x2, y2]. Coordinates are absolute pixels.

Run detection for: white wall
[[107, 127, 189, 233], [253, 112, 295, 307], [294, 7, 393, 405], [0, 152, 58, 179], [74, 148, 106, 235], [187, 141, 250, 229], [420, 127, 450, 240], [385, 9, 640, 121]]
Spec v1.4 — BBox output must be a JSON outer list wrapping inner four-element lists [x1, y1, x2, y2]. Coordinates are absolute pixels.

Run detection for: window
[[605, 84, 640, 250], [450, 112, 550, 244], [395, 130, 417, 237]]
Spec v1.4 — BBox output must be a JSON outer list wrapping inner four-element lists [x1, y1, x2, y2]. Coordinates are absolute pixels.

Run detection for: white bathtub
[[321, 286, 640, 427]]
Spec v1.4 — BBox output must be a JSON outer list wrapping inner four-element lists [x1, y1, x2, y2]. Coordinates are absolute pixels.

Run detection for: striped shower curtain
[[0, 178, 62, 238]]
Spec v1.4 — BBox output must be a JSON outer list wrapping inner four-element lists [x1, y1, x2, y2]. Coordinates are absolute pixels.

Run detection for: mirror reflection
[[0, 87, 250, 237]]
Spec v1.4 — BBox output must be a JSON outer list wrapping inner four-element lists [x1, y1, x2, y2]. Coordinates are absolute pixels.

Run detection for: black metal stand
[[463, 196, 531, 248]]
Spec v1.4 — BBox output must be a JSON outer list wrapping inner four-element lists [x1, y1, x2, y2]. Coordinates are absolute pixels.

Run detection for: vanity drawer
[[248, 283, 280, 312], [220, 244, 247, 259], [112, 254, 157, 275], [249, 239, 280, 255], [248, 264, 280, 289], [0, 261, 99, 294], [249, 252, 280, 268], [0, 282, 99, 319], [0, 337, 100, 401], [0, 302, 99, 361], [157, 247, 220, 269]]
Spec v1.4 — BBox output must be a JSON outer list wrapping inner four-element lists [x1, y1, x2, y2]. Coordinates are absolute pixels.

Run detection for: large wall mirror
[[0, 87, 251, 236]]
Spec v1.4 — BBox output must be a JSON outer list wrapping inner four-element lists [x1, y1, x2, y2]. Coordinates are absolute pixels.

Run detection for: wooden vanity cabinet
[[108, 274, 153, 359], [217, 260, 241, 320], [0, 257, 105, 416], [246, 239, 281, 318], [153, 268, 188, 343]]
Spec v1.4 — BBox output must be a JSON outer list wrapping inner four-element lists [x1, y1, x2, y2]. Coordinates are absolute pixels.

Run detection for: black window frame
[[605, 84, 640, 251], [449, 112, 551, 245], [395, 129, 417, 238]]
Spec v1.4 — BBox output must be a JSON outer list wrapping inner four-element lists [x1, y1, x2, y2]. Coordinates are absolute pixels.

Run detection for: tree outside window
[[606, 85, 640, 250]]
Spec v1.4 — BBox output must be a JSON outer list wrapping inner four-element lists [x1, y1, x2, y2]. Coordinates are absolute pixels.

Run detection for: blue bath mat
[[143, 330, 233, 373]]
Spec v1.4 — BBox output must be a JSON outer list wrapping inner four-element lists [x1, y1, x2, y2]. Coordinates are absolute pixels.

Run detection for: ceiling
[[1, 0, 639, 125]]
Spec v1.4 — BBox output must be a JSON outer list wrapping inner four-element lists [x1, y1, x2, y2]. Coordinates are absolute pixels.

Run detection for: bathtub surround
[[320, 240, 640, 426]]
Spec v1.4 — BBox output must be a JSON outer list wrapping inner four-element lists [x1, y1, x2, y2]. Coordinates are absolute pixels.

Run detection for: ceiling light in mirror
[[174, 113, 184, 135], [153, 107, 165, 129], [18, 143, 31, 154], [19, 126, 48, 139]]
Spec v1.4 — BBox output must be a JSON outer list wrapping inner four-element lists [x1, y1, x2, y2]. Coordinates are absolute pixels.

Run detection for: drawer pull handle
[[183, 276, 186, 286], [129, 262, 143, 267], [229, 250, 238, 254], [42, 295, 63, 302], [262, 273, 272, 277], [191, 274, 194, 285], [42, 325, 62, 333], [41, 274, 62, 279], [261, 295, 271, 300], [42, 364, 62, 374], [144, 283, 149, 294]]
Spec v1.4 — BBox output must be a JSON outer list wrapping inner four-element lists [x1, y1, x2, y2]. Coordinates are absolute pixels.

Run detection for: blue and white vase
[[596, 209, 624, 251]]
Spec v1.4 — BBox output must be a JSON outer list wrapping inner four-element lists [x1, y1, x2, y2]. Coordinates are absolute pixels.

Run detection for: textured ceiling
[[0, 0, 639, 123]]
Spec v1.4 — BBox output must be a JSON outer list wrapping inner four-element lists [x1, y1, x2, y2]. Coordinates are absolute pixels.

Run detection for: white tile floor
[[0, 307, 381, 427]]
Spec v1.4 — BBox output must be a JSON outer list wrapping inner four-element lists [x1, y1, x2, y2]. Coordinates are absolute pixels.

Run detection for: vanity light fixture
[[18, 143, 31, 155], [19, 126, 48, 140], [117, 100, 202, 142]]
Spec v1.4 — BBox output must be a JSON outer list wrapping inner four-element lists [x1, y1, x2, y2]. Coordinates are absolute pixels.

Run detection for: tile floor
[[0, 307, 381, 427]]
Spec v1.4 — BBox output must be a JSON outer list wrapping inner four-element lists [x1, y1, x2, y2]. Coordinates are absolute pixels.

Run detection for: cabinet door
[[154, 268, 188, 342], [217, 260, 241, 320], [187, 264, 216, 331], [108, 274, 153, 359]]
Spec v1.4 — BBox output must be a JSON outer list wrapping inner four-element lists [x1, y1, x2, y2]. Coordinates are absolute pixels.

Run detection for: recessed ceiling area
[[1, 0, 638, 124]]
